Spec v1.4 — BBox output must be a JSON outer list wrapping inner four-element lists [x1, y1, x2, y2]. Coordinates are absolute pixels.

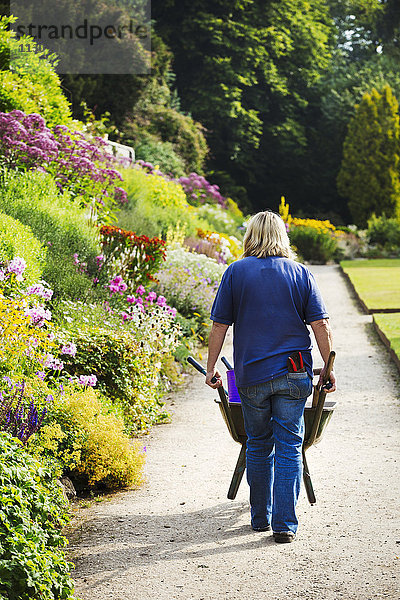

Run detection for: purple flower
[[36, 371, 46, 381], [26, 283, 53, 300], [61, 342, 77, 357], [78, 374, 97, 387], [43, 354, 64, 370], [25, 306, 52, 327], [156, 295, 167, 307], [7, 256, 26, 280], [108, 275, 127, 295]]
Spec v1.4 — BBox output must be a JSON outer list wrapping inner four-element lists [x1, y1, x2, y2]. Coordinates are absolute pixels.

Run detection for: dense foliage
[[337, 85, 400, 227], [0, 211, 46, 285], [0, 432, 76, 600], [0, 16, 73, 127], [0, 168, 100, 299]]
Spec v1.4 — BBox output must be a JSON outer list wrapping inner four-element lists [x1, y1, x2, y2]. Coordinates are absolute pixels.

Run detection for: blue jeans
[[238, 372, 313, 534]]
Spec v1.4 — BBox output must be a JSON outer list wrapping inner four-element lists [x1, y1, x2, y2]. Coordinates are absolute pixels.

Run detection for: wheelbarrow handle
[[187, 356, 239, 440], [221, 356, 234, 371], [187, 356, 218, 383]]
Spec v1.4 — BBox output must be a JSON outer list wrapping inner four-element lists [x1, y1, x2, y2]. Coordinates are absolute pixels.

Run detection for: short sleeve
[[210, 267, 234, 325], [304, 271, 329, 324]]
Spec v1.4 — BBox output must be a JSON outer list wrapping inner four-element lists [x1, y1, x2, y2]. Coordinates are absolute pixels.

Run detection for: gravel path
[[68, 265, 400, 600]]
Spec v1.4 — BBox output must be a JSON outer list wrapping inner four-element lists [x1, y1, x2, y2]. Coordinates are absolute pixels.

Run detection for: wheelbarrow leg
[[228, 443, 246, 500], [302, 448, 316, 505]]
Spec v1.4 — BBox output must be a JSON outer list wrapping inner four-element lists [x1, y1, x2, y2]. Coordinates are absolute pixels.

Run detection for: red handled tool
[[287, 351, 306, 373]]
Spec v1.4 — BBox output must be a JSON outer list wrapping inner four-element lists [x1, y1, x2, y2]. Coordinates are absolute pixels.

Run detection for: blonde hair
[[242, 210, 293, 259]]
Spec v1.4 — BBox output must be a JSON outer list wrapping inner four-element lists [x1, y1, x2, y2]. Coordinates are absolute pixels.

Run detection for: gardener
[[206, 210, 336, 543]]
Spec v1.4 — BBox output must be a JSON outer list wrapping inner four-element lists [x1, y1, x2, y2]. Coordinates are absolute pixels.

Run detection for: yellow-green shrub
[[0, 211, 46, 285], [31, 385, 145, 489], [118, 167, 207, 238], [0, 294, 55, 377]]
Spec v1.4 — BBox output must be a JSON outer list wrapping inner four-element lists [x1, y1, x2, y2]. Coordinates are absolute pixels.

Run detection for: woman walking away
[[206, 210, 336, 543]]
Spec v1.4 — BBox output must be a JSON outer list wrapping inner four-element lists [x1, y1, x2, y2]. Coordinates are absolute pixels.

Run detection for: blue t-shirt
[[210, 256, 329, 387]]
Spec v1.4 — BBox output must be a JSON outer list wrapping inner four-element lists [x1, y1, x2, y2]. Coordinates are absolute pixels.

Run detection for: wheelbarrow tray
[[216, 399, 336, 446], [304, 400, 336, 445]]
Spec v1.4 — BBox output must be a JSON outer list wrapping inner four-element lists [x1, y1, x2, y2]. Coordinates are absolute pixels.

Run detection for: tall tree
[[152, 0, 335, 211], [337, 85, 400, 226]]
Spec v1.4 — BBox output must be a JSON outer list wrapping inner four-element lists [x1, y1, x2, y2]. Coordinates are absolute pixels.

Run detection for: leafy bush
[[279, 197, 339, 263], [135, 137, 186, 177], [155, 263, 219, 341], [124, 165, 187, 209], [0, 432, 76, 600], [367, 214, 400, 254], [0, 168, 100, 299], [194, 202, 244, 237], [146, 106, 208, 173], [124, 104, 208, 173], [58, 320, 179, 433], [289, 226, 338, 264], [0, 211, 46, 285], [0, 16, 73, 127], [31, 386, 146, 489]]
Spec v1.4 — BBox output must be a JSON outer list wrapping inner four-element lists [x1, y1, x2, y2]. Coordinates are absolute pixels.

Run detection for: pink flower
[[26, 283, 53, 300], [7, 256, 26, 277], [61, 342, 77, 357], [146, 291, 157, 303], [44, 354, 64, 370], [136, 285, 145, 296], [78, 374, 97, 387], [25, 305, 52, 327], [156, 295, 167, 307]]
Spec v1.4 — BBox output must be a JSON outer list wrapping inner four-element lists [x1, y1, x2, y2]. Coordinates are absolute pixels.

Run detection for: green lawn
[[340, 259, 400, 310], [373, 313, 400, 359]]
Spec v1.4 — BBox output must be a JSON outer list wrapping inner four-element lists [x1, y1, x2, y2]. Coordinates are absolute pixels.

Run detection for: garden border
[[372, 316, 400, 375], [338, 265, 400, 314]]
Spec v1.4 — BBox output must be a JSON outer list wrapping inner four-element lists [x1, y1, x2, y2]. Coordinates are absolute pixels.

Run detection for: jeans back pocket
[[287, 373, 313, 399]]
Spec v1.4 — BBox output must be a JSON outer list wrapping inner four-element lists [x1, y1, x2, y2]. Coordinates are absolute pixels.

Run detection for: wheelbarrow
[[187, 351, 336, 505]]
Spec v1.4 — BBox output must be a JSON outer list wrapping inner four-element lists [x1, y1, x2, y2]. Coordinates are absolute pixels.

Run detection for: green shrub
[[0, 16, 73, 128], [146, 106, 208, 173], [0, 168, 100, 299], [0, 211, 46, 284], [367, 214, 400, 253], [194, 202, 244, 237], [0, 432, 76, 600], [31, 385, 146, 490], [124, 104, 208, 174], [135, 137, 186, 177], [289, 226, 338, 264]]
